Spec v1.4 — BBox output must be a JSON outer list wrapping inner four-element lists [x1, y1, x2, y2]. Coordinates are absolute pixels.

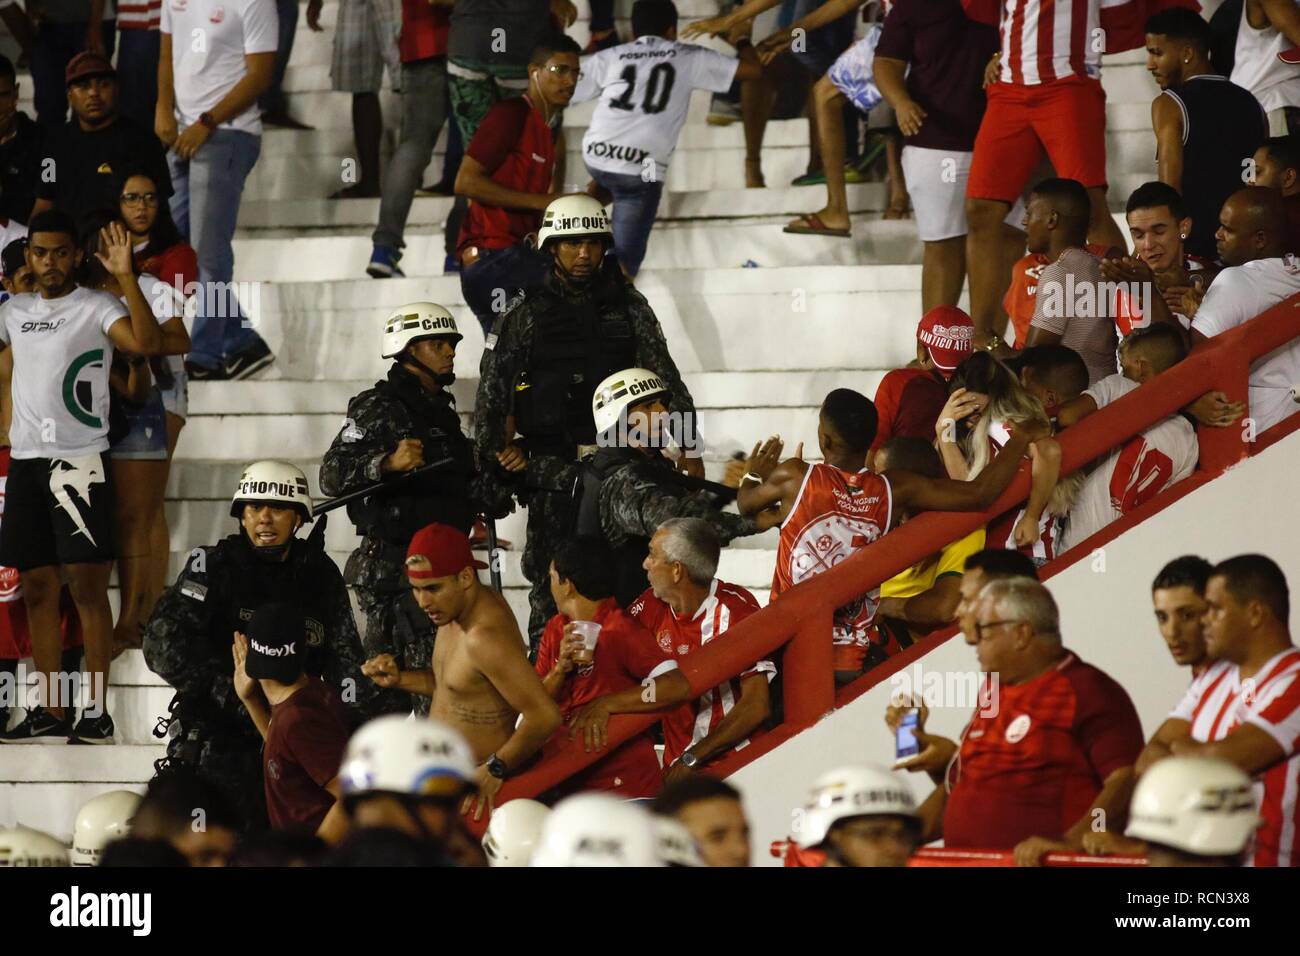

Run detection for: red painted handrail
[[907, 848, 1147, 867], [499, 294, 1300, 801]]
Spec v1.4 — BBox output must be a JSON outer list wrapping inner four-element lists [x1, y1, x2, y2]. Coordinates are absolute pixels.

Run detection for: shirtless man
[[361, 523, 561, 820]]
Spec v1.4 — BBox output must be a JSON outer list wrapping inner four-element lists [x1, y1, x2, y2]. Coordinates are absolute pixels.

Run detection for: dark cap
[[244, 602, 305, 684], [65, 51, 116, 87], [1, 237, 28, 278]]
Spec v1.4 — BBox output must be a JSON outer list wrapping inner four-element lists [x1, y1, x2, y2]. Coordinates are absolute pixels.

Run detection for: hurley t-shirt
[[574, 36, 738, 178], [264, 677, 351, 832], [873, 0, 999, 152], [0, 286, 126, 459], [1192, 255, 1300, 433], [161, 0, 279, 136]]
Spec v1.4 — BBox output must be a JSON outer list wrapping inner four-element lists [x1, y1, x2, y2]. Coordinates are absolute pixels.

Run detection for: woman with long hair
[[936, 352, 1077, 565], [80, 210, 190, 654]]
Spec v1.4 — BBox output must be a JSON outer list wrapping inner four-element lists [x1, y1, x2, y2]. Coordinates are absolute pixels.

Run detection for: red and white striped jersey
[[984, 419, 1060, 564], [1170, 649, 1300, 867], [627, 580, 776, 769], [998, 0, 1102, 86], [119, 0, 163, 30]]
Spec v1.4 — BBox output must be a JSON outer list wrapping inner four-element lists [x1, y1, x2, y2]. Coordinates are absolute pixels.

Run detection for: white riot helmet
[[1126, 757, 1260, 857], [795, 765, 918, 849], [339, 715, 476, 803], [654, 816, 705, 867], [537, 195, 613, 250], [72, 790, 141, 866], [531, 794, 662, 867], [0, 827, 70, 867], [229, 460, 313, 524], [482, 798, 551, 867], [592, 367, 670, 437], [381, 302, 462, 360]]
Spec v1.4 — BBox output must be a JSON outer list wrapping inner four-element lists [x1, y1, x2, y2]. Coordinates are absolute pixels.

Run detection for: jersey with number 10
[[573, 35, 739, 179]]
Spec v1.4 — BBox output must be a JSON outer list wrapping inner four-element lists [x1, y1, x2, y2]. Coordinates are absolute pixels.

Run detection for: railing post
[[782, 606, 835, 729], [1197, 345, 1253, 475]]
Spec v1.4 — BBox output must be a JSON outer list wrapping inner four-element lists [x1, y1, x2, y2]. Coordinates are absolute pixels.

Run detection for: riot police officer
[[475, 195, 698, 650], [578, 368, 777, 605], [143, 460, 372, 829], [319, 302, 477, 713]]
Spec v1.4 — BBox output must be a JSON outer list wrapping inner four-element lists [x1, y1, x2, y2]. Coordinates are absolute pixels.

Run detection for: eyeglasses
[[545, 64, 583, 80], [973, 619, 1021, 642], [120, 192, 159, 207]]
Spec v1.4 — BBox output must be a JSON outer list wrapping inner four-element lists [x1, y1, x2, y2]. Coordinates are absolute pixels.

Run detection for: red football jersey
[[869, 367, 949, 456], [772, 463, 892, 672], [943, 653, 1143, 848], [627, 580, 775, 768], [1171, 649, 1300, 867], [534, 598, 677, 798], [982, 419, 1060, 565], [458, 96, 556, 254]]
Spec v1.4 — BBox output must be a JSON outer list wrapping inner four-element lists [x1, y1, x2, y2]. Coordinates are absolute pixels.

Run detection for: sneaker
[[444, 253, 461, 274], [185, 360, 230, 382], [224, 338, 275, 380], [0, 706, 71, 744], [367, 244, 406, 278], [707, 98, 741, 126], [791, 168, 827, 187], [68, 711, 116, 745]]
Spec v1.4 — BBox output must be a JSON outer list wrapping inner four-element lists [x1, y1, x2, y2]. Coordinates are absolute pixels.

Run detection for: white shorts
[[901, 146, 1028, 242]]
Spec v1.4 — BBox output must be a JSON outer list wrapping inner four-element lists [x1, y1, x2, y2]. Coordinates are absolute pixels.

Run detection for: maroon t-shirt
[[457, 95, 556, 254], [263, 678, 351, 832], [869, 366, 949, 456], [874, 0, 999, 152]]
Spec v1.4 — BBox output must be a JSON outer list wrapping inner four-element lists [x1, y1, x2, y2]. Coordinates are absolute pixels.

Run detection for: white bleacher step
[[231, 218, 925, 282], [0, 745, 165, 784]]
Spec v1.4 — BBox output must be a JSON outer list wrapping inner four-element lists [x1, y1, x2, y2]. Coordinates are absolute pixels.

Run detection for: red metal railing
[[499, 293, 1300, 802], [908, 849, 1146, 868]]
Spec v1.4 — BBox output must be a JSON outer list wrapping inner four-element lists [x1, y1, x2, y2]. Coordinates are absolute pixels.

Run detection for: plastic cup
[[570, 621, 601, 664]]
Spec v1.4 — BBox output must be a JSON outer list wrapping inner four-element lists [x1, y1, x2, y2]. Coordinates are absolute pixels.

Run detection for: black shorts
[[0, 453, 116, 570]]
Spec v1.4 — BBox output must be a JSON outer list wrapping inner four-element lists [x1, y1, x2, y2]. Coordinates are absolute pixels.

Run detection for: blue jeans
[[459, 243, 549, 338], [116, 29, 160, 130], [168, 129, 262, 369], [587, 166, 664, 277], [258, 0, 298, 115], [31, 20, 117, 128]]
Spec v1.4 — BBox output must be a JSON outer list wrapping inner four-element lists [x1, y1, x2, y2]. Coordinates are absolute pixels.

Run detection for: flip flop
[[783, 213, 851, 238]]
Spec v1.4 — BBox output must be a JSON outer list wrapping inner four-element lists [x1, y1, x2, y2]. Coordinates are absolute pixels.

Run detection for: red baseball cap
[[916, 306, 975, 379], [405, 523, 488, 579], [65, 51, 115, 86]]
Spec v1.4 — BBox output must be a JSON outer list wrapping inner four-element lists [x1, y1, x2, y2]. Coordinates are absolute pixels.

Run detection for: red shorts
[[967, 77, 1108, 204]]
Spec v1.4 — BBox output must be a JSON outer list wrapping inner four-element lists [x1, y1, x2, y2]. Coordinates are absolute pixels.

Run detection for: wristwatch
[[486, 753, 509, 779], [198, 112, 217, 130], [679, 751, 700, 770]]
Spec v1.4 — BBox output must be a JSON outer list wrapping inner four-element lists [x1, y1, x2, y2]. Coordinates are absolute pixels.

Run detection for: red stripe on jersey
[[1035, 0, 1056, 88], [1006, 1, 1027, 85]]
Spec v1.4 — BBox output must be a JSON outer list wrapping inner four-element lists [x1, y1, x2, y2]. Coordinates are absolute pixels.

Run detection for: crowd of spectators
[[1, 0, 1300, 870]]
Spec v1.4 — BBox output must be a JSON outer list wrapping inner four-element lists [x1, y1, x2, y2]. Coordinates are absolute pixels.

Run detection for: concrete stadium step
[[231, 218, 925, 281], [236, 183, 890, 233]]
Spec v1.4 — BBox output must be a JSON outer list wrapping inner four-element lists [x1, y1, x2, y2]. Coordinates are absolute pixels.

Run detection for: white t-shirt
[[1191, 255, 1300, 433], [574, 36, 738, 178], [1059, 374, 1198, 551], [161, 0, 279, 136], [0, 286, 128, 459], [1230, 1, 1300, 114]]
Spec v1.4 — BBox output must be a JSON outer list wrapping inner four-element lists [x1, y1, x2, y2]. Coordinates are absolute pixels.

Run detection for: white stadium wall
[[731, 426, 1300, 866]]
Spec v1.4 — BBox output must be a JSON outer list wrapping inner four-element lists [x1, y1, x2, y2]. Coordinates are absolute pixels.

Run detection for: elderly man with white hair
[[887, 577, 1143, 854]]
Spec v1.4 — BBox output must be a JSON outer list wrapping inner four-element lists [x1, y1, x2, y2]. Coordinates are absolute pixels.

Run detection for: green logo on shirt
[[62, 349, 105, 428]]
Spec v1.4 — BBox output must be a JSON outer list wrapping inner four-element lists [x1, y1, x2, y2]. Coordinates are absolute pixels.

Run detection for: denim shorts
[[110, 388, 169, 461]]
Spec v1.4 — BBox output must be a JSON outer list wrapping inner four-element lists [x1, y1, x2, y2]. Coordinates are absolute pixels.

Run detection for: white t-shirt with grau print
[[161, 0, 279, 137], [574, 35, 739, 178], [1191, 255, 1300, 434], [1058, 374, 1198, 553], [0, 286, 128, 459]]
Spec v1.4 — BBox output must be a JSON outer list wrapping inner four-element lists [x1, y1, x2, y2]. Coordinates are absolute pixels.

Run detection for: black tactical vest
[[346, 366, 477, 542], [515, 270, 637, 454]]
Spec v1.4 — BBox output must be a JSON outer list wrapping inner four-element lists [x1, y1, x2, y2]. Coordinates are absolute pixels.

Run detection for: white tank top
[[1230, 0, 1300, 113]]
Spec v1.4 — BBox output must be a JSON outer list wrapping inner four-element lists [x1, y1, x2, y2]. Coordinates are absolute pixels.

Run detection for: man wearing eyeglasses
[[892, 576, 1143, 851], [29, 52, 173, 227], [453, 35, 585, 337]]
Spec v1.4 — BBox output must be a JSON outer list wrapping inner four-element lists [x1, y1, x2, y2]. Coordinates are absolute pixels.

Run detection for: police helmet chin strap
[[400, 349, 455, 388], [245, 514, 300, 561]]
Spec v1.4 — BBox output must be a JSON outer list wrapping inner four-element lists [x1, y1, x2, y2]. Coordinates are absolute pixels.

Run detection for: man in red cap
[[30, 51, 173, 225], [361, 523, 560, 825], [867, 305, 973, 471]]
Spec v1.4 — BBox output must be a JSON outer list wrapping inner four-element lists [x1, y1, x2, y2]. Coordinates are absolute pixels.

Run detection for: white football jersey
[[574, 35, 739, 178]]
